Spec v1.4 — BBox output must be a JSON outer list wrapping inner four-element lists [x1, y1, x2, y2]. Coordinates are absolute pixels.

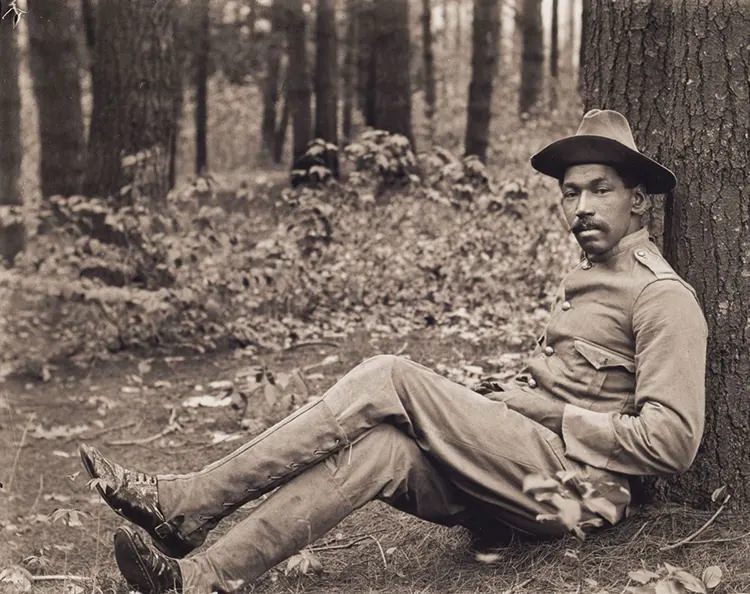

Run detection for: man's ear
[[630, 186, 650, 216]]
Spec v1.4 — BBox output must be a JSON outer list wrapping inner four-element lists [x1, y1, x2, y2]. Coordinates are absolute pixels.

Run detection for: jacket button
[[544, 346, 554, 356], [561, 301, 571, 311], [528, 378, 537, 388], [636, 249, 647, 257]]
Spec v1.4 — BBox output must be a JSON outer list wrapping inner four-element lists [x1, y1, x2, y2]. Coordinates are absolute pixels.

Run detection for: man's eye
[[595, 187, 610, 194], [562, 191, 577, 199]]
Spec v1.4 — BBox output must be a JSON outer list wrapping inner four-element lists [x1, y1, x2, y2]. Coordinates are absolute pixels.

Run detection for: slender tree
[[342, 0, 357, 142], [261, 0, 285, 159], [582, 0, 750, 506], [518, 0, 543, 115], [194, 0, 210, 174], [27, 0, 86, 197], [284, 0, 312, 165], [549, 0, 559, 108], [373, 0, 413, 143], [84, 0, 181, 200], [356, 0, 376, 126], [421, 0, 436, 138], [81, 0, 96, 53], [464, 0, 500, 161], [0, 12, 23, 264], [579, 0, 590, 92], [314, 0, 338, 176]]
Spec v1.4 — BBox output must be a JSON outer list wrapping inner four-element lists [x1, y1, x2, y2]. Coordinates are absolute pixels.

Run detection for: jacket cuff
[[561, 404, 616, 469]]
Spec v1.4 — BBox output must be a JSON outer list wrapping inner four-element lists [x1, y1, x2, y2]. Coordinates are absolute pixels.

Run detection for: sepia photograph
[[0, 0, 748, 592]]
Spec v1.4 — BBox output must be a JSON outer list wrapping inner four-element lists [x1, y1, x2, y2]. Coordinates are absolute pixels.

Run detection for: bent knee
[[355, 424, 420, 461]]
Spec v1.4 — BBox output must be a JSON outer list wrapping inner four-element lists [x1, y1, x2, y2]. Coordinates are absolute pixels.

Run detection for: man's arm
[[560, 280, 708, 475]]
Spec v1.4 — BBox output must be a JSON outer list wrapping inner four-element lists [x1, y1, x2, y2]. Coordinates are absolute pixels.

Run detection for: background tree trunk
[[421, 0, 436, 139], [194, 0, 210, 175], [81, 0, 96, 53], [0, 14, 24, 264], [261, 0, 285, 159], [373, 0, 413, 144], [284, 0, 312, 165], [518, 0, 543, 115], [578, 0, 589, 93], [549, 0, 559, 109], [464, 0, 499, 161], [314, 0, 339, 176], [27, 0, 86, 197], [356, 0, 376, 126], [342, 0, 357, 142], [84, 0, 180, 201], [582, 0, 750, 507]]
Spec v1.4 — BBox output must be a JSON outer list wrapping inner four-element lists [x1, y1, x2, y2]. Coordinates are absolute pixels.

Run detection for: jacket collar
[[585, 227, 651, 263]]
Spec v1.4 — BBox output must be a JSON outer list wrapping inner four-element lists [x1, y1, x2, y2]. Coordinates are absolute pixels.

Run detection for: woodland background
[[0, 0, 748, 593]]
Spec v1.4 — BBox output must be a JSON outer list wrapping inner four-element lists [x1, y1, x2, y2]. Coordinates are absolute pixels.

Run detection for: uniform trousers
[[157, 355, 608, 593]]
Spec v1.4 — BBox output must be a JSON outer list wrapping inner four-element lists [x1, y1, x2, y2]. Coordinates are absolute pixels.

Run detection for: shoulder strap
[[634, 248, 700, 301]]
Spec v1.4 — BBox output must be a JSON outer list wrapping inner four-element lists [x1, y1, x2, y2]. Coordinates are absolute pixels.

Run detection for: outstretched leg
[[176, 424, 469, 593]]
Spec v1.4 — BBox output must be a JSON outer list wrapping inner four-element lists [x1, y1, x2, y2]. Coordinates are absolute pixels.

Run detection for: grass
[[1, 331, 749, 594]]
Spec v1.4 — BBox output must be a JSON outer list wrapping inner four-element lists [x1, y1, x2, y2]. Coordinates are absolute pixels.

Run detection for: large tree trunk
[[342, 0, 357, 142], [464, 0, 499, 162], [582, 0, 750, 507], [373, 0, 413, 144], [194, 0, 210, 175], [284, 0, 312, 165], [27, 0, 86, 197], [356, 0, 376, 126], [84, 0, 180, 200], [518, 0, 543, 115], [314, 0, 339, 176], [421, 0, 436, 139], [0, 14, 24, 264], [261, 0, 285, 158]]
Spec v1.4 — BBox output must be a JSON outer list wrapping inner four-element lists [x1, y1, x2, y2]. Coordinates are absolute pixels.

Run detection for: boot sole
[[80, 445, 193, 559]]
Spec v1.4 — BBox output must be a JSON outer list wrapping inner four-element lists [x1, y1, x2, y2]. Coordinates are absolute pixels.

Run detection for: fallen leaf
[[0, 565, 32, 592], [182, 394, 233, 408], [702, 566, 722, 589]]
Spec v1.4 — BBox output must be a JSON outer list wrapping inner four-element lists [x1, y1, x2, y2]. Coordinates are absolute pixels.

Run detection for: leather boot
[[114, 526, 183, 593], [80, 444, 195, 557]]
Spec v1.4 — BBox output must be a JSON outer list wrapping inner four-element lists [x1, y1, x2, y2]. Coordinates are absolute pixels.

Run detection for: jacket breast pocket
[[573, 338, 635, 401]]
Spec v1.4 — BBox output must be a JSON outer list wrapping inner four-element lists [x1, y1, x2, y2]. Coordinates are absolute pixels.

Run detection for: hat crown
[[576, 109, 638, 151]]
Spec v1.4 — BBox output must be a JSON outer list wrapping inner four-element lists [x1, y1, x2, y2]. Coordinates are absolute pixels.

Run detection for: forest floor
[[2, 331, 750, 594]]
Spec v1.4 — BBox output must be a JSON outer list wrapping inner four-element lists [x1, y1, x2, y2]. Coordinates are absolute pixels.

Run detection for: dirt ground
[[2, 332, 749, 593]]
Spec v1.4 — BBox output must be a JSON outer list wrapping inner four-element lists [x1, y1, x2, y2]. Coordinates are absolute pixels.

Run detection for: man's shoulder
[[631, 245, 699, 301]]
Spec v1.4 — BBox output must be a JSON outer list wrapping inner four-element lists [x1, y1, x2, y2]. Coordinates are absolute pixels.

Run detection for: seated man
[[80, 110, 707, 594]]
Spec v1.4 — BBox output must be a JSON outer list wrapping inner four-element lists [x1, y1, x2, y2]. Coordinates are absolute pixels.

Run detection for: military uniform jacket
[[510, 227, 708, 477]]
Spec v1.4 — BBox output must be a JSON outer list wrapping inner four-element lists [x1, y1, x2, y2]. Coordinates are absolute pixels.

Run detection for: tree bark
[[582, 0, 750, 507], [194, 0, 210, 175], [464, 0, 499, 161], [421, 0, 436, 139], [27, 0, 86, 198], [518, 0, 543, 115], [314, 0, 339, 176], [0, 13, 24, 264], [356, 0, 376, 126], [261, 0, 285, 158], [284, 0, 312, 165], [549, 0, 559, 108], [373, 0, 413, 144], [81, 0, 96, 53], [342, 0, 357, 142], [84, 0, 181, 201]]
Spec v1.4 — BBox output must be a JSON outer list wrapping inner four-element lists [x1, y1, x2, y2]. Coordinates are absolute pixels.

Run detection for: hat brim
[[530, 135, 676, 194]]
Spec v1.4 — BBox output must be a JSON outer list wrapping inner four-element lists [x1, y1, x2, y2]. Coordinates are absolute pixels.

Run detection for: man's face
[[560, 164, 640, 257]]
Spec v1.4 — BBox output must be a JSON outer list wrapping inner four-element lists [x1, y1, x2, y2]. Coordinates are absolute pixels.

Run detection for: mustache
[[571, 219, 607, 233]]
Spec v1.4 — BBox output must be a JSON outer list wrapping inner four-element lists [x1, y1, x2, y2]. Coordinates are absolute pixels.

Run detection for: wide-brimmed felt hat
[[530, 109, 676, 194]]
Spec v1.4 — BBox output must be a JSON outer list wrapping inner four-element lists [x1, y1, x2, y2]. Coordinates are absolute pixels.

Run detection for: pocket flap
[[574, 339, 635, 372]]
